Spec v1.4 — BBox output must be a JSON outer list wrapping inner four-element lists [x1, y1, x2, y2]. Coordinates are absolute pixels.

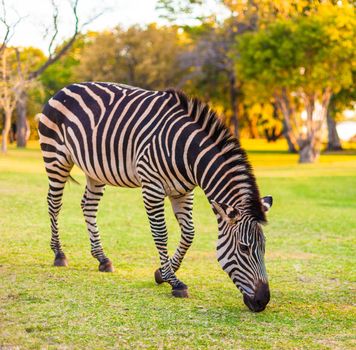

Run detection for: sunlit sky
[[2, 0, 226, 54], [2, 0, 163, 52]]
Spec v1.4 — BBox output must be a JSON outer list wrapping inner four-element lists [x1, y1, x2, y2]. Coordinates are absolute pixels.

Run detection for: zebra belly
[[66, 134, 142, 188]]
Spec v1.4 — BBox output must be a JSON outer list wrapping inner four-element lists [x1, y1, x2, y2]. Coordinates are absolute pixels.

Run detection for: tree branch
[[28, 0, 106, 80], [0, 0, 10, 54], [15, 47, 24, 80], [0, 0, 24, 55], [47, 0, 59, 57], [29, 0, 80, 79]]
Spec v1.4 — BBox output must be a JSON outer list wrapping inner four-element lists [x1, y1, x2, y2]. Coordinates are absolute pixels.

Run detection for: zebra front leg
[[155, 193, 195, 284], [142, 183, 189, 297], [82, 177, 113, 272], [170, 192, 195, 272]]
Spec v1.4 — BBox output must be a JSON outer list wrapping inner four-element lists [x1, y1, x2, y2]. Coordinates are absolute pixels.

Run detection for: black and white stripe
[[38, 82, 272, 309]]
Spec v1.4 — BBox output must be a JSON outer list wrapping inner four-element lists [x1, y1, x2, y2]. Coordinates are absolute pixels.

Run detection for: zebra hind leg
[[155, 193, 195, 285], [46, 166, 72, 267], [81, 177, 113, 272], [142, 183, 188, 298]]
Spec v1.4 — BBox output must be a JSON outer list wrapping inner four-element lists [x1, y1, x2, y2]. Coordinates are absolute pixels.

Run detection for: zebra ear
[[261, 196, 273, 212], [211, 201, 241, 225]]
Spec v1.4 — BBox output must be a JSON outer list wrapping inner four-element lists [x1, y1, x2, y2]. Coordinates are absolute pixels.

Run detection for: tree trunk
[[298, 88, 332, 163], [247, 113, 259, 139], [16, 89, 28, 148], [298, 138, 319, 163], [282, 118, 298, 153], [298, 94, 316, 163], [326, 109, 342, 151], [9, 122, 16, 143], [275, 92, 298, 153], [1, 112, 12, 153]]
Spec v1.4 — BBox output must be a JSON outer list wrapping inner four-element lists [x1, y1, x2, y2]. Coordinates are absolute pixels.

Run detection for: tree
[[14, 0, 81, 147], [237, 2, 355, 162], [157, 0, 299, 139], [13, 47, 46, 147], [0, 0, 23, 57], [158, 0, 353, 149], [0, 48, 17, 153], [158, 0, 276, 138], [40, 34, 85, 100], [0, 0, 23, 151], [0, 0, 104, 148], [76, 24, 186, 90], [326, 76, 356, 151], [0, 46, 44, 151]]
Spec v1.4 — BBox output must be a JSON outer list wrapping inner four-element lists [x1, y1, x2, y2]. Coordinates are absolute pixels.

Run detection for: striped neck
[[167, 90, 266, 223], [195, 140, 265, 222]]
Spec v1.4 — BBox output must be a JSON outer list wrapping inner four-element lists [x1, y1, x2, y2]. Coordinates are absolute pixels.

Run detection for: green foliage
[[0, 141, 355, 349], [331, 83, 356, 121], [75, 25, 186, 90], [237, 3, 356, 95], [9, 46, 46, 73], [40, 35, 86, 100], [157, 0, 206, 22], [72, 30, 118, 82]]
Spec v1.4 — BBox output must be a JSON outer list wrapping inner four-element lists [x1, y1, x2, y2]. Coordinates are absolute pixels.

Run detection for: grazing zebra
[[38, 82, 273, 312]]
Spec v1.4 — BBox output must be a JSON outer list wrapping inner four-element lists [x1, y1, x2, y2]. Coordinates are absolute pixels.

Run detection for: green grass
[[0, 140, 355, 349]]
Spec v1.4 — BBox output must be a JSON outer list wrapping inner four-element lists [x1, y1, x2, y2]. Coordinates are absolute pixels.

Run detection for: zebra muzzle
[[243, 281, 270, 312]]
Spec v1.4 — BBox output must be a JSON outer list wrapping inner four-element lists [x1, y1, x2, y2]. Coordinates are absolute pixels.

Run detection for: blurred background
[[0, 0, 355, 163]]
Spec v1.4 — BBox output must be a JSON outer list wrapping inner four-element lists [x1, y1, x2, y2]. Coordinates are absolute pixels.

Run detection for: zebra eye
[[239, 243, 249, 253]]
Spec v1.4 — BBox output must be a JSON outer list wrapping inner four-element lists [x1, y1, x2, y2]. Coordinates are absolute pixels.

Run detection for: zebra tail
[[68, 174, 80, 185], [35, 113, 44, 123]]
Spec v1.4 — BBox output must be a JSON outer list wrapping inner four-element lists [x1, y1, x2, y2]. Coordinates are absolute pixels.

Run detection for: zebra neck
[[193, 143, 264, 220]]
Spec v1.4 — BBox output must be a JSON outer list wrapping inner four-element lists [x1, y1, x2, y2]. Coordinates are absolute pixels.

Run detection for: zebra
[[38, 82, 273, 312]]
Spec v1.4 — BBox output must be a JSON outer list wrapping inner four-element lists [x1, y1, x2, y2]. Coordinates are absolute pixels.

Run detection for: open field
[[0, 140, 355, 349]]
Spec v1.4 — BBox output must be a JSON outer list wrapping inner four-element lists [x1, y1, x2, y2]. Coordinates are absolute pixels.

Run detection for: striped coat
[[38, 82, 273, 311]]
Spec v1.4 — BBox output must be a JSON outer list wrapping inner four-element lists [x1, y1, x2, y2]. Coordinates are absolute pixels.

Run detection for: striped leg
[[46, 166, 72, 267], [170, 192, 195, 272], [81, 177, 113, 272], [142, 183, 188, 297], [155, 193, 194, 284]]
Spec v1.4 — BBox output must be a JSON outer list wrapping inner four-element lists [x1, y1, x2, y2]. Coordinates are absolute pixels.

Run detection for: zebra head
[[212, 196, 273, 312]]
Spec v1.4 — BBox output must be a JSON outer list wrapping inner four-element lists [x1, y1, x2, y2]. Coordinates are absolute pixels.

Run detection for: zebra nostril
[[243, 281, 270, 312], [255, 282, 270, 305]]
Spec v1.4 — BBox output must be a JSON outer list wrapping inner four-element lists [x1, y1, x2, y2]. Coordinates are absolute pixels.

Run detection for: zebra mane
[[166, 89, 266, 223]]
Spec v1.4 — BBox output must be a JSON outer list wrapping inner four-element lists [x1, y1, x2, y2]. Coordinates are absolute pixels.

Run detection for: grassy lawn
[[0, 140, 355, 349]]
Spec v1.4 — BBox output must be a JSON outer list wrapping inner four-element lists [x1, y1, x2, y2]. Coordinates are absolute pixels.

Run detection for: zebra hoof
[[54, 253, 68, 267], [172, 282, 189, 298], [154, 268, 165, 284], [99, 260, 114, 272]]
